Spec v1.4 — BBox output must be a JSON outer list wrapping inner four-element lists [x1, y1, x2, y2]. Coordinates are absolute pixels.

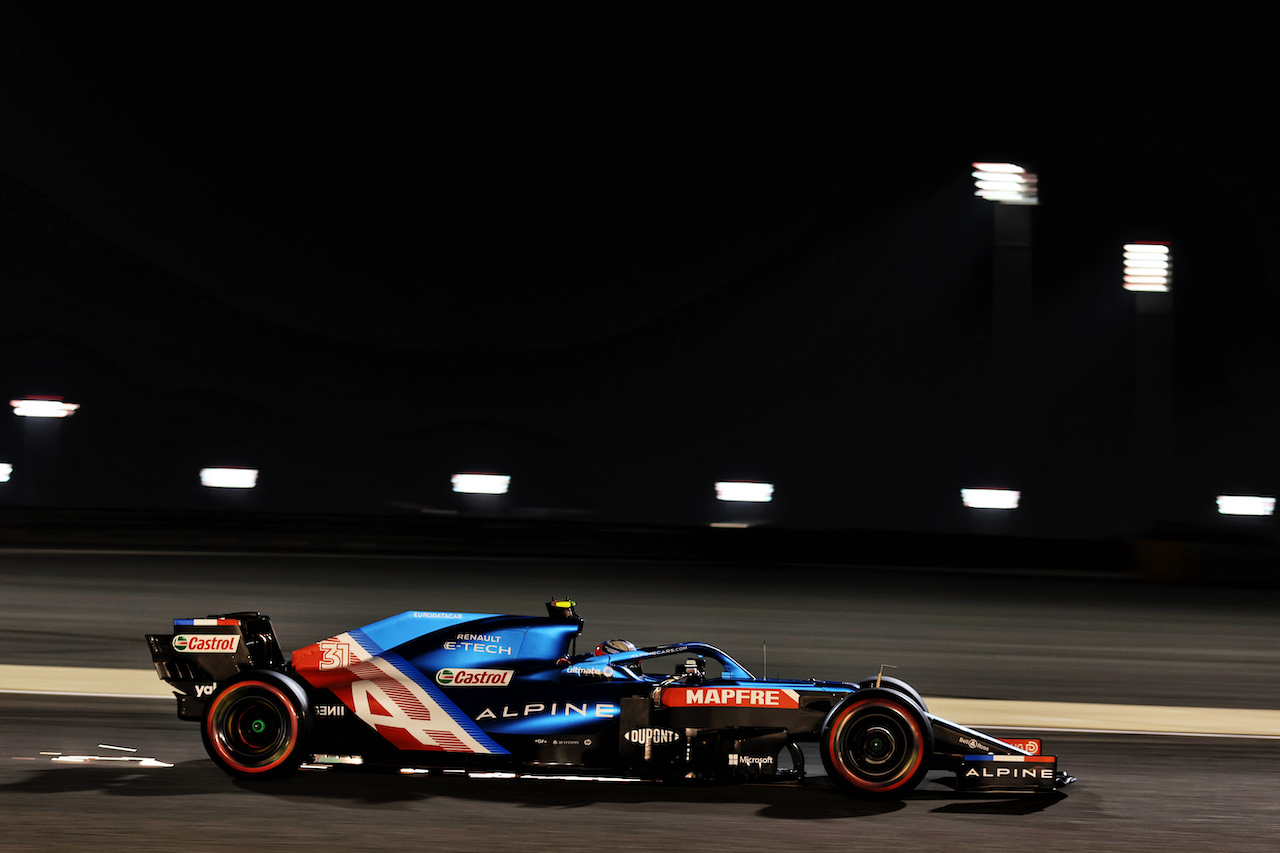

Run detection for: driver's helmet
[[593, 639, 637, 657]]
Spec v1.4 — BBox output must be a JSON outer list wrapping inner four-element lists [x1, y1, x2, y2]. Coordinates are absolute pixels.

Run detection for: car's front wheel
[[820, 688, 932, 798], [853, 675, 928, 714], [201, 671, 309, 778]]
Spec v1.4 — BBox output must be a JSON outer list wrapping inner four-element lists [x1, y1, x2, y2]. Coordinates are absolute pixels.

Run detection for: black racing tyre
[[820, 688, 933, 799], [854, 675, 928, 713], [201, 671, 309, 778]]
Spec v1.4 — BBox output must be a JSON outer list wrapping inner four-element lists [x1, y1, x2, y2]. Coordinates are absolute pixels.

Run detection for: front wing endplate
[[956, 754, 1059, 793]]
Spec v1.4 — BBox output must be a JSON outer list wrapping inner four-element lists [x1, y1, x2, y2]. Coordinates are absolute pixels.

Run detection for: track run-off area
[[3, 549, 1279, 851]]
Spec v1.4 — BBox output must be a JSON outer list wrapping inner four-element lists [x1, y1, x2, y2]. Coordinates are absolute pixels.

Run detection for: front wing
[[928, 713, 1073, 793]]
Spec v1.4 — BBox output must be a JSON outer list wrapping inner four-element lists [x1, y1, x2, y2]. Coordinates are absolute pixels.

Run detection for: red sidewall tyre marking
[[826, 697, 925, 793], [206, 680, 300, 774]]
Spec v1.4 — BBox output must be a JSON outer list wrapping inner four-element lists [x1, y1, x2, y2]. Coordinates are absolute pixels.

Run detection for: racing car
[[145, 599, 1072, 798]]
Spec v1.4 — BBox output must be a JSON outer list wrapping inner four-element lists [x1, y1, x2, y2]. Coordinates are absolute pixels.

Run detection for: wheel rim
[[827, 698, 924, 792], [207, 681, 299, 773]]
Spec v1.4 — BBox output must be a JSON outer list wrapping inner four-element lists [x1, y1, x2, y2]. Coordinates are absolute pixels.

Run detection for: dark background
[[3, 11, 1278, 546]]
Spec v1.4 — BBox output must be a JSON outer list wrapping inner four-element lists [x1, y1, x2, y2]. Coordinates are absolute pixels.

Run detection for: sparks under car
[[145, 600, 1072, 798]]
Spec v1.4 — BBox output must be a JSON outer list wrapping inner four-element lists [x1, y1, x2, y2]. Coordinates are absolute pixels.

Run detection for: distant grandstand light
[[961, 488, 1021, 509], [451, 473, 511, 495], [972, 162, 1038, 205], [10, 397, 80, 418], [1216, 495, 1275, 517], [200, 467, 259, 489], [1123, 242, 1171, 292], [0, 463, 11, 483], [715, 481, 774, 503]]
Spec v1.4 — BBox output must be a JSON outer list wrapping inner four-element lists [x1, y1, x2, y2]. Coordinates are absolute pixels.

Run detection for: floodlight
[[972, 163, 1038, 205], [961, 488, 1020, 509], [0, 463, 11, 483], [1215, 495, 1275, 516], [451, 473, 511, 495], [10, 397, 80, 418], [714, 481, 774, 502], [1123, 243, 1171, 292], [200, 467, 259, 489]]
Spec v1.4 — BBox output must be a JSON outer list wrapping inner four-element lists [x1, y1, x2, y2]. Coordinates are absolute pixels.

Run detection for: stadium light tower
[[714, 481, 774, 503], [711, 480, 775, 529], [972, 163, 1039, 205], [961, 487, 1021, 510], [10, 396, 80, 418], [10, 395, 79, 506], [1216, 495, 1275, 517], [1128, 240, 1174, 531], [200, 467, 260, 489], [1123, 242, 1171, 292], [970, 161, 1038, 533], [450, 472, 513, 518], [451, 473, 511, 495]]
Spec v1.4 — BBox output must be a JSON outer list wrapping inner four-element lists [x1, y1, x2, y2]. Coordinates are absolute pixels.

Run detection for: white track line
[[980, 725, 1280, 740], [927, 697, 1280, 738]]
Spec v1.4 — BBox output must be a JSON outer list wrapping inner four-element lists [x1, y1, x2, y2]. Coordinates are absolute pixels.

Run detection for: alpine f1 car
[[146, 600, 1072, 798]]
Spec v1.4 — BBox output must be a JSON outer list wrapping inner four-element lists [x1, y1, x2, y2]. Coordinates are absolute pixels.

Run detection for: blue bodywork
[[302, 608, 855, 758]]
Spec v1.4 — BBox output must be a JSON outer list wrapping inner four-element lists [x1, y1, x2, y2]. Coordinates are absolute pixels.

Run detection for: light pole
[[1216, 495, 1274, 517], [10, 396, 80, 506], [971, 163, 1038, 532], [713, 480, 775, 528], [1127, 242, 1173, 532], [452, 472, 512, 517]]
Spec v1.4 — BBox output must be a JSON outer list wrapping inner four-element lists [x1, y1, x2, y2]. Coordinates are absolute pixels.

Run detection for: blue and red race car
[[146, 599, 1071, 798]]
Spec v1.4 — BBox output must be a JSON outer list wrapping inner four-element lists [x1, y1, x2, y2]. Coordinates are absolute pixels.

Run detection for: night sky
[[3, 12, 1278, 539]]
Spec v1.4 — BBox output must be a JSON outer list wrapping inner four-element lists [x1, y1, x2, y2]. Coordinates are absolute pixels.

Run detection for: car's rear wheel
[[202, 672, 309, 778], [820, 688, 932, 798]]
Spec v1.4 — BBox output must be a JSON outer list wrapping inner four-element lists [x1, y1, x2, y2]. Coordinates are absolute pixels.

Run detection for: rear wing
[[145, 612, 284, 720]]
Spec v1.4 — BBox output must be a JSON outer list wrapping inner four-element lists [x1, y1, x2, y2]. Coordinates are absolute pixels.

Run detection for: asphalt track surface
[[3, 550, 1280, 851]]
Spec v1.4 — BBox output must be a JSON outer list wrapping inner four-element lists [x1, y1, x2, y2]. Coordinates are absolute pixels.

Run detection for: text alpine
[[965, 766, 1054, 780], [475, 702, 620, 721]]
